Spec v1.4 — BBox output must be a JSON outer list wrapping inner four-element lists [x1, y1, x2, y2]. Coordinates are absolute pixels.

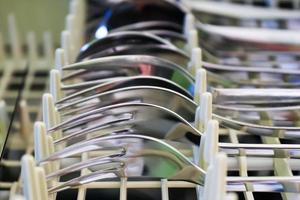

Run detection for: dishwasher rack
[[21, 1, 233, 198], [0, 13, 59, 200], [1, 0, 300, 200]]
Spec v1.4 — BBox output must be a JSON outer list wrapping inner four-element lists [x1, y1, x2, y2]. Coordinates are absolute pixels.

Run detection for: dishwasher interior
[[1, 0, 300, 200]]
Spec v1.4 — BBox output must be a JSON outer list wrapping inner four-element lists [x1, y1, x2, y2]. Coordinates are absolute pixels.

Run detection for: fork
[[52, 86, 300, 140], [47, 102, 300, 157], [62, 55, 193, 88], [41, 134, 300, 194], [58, 76, 193, 103]]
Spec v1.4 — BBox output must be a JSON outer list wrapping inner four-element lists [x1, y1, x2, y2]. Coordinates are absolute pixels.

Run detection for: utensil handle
[[227, 176, 300, 193]]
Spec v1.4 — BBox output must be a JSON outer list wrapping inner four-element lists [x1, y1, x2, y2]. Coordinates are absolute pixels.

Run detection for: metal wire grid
[[0, 66, 51, 199], [219, 116, 300, 200], [0, 15, 55, 198]]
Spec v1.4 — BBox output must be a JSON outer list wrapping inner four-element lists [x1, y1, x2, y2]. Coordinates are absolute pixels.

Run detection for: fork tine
[[46, 157, 124, 180]]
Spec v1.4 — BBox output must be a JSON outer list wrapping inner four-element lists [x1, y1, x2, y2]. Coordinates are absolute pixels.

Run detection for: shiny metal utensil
[[57, 85, 300, 138], [146, 30, 187, 49], [49, 102, 199, 145], [62, 55, 192, 89], [59, 84, 300, 126], [78, 44, 190, 67], [45, 143, 300, 182], [110, 21, 183, 34], [197, 22, 300, 51], [77, 31, 175, 61], [212, 88, 300, 107], [56, 99, 300, 140], [196, 22, 300, 69], [68, 53, 294, 89], [62, 55, 239, 90], [50, 100, 300, 156], [202, 47, 300, 69], [204, 61, 300, 87], [54, 68, 300, 140], [58, 76, 193, 104], [108, 21, 186, 48], [43, 134, 205, 194], [190, 0, 300, 29], [42, 134, 300, 194], [45, 139, 300, 186], [212, 88, 300, 124], [86, 0, 187, 40], [57, 86, 195, 119], [214, 106, 300, 130], [195, 51, 300, 88]]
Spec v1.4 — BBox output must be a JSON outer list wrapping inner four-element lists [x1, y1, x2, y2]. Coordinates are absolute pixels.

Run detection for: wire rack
[[0, 13, 59, 200], [2, 0, 300, 200]]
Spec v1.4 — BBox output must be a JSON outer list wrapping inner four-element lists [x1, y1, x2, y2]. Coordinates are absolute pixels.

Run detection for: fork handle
[[227, 176, 300, 193]]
